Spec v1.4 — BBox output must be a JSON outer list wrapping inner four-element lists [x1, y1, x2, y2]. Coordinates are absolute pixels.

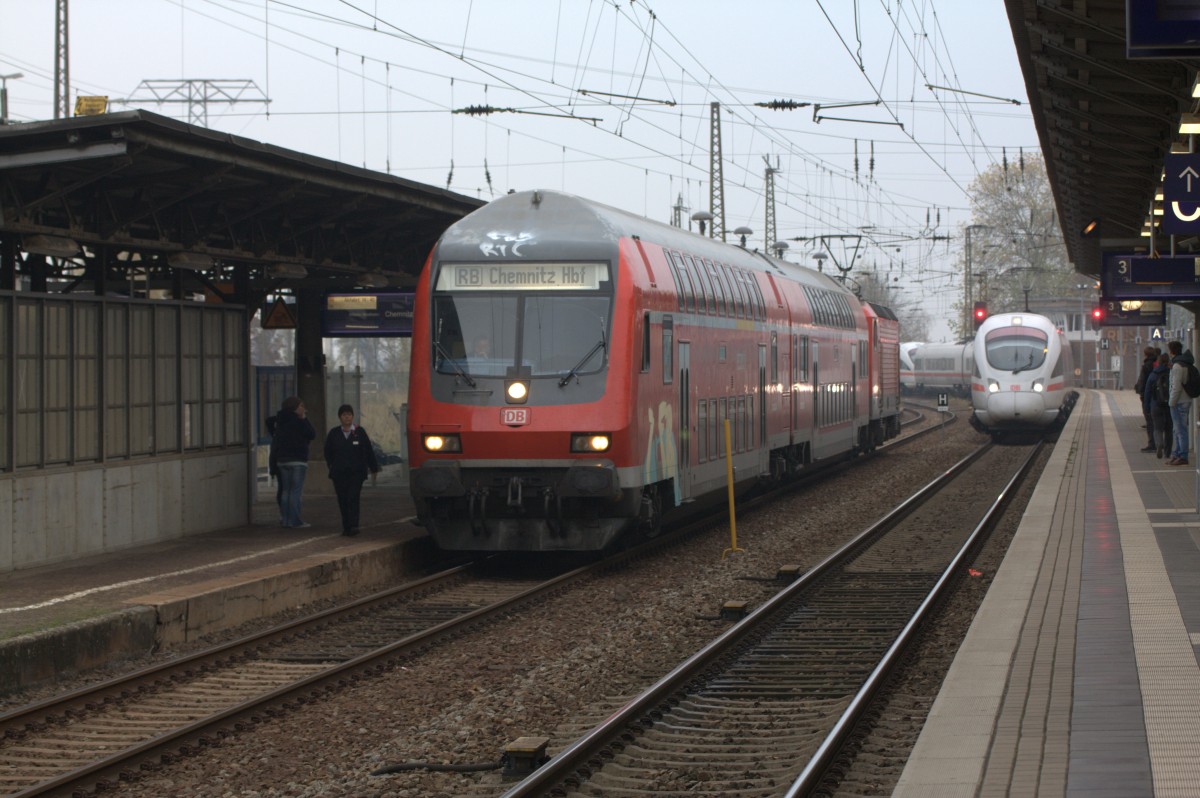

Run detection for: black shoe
[[1141, 446, 1156, 452], [343, 527, 360, 537]]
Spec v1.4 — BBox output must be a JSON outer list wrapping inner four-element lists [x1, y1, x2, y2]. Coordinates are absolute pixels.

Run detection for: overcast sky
[[1, 0, 1038, 341]]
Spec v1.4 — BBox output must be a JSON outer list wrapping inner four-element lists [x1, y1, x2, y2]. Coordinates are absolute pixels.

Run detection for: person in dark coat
[[1134, 346, 1157, 451], [1145, 352, 1173, 459], [324, 404, 381, 536], [272, 396, 317, 528]]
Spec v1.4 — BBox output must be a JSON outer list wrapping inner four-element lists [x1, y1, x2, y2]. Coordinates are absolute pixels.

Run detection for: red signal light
[[972, 301, 988, 327], [1090, 305, 1104, 330]]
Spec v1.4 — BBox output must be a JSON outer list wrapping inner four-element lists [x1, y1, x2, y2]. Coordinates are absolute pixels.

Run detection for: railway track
[[0, 412, 958, 797], [498, 440, 1041, 797], [0, 561, 590, 797]]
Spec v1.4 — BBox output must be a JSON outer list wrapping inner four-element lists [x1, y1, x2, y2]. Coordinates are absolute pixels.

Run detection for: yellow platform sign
[[262, 298, 297, 329], [74, 96, 109, 116]]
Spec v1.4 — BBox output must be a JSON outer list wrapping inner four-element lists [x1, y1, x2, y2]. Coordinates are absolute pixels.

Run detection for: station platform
[[896, 388, 1200, 797], [0, 465, 434, 694]]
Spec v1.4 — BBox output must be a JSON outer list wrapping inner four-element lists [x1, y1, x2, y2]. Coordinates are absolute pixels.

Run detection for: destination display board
[[321, 292, 414, 337], [435, 262, 609, 291], [1098, 296, 1167, 326], [1101, 251, 1200, 299]]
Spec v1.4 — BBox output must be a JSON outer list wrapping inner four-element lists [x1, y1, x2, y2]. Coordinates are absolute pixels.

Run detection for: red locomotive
[[407, 190, 901, 551]]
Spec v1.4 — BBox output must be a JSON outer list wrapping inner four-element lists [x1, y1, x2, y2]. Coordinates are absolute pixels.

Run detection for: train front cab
[[407, 244, 645, 552], [969, 314, 1070, 437]]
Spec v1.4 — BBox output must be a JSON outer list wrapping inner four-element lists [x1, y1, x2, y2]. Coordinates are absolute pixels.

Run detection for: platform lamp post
[[812, 252, 827, 273], [0, 72, 23, 125], [1076, 282, 1093, 386]]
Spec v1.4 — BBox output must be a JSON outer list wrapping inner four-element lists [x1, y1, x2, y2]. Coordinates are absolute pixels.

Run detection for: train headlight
[[1032, 379, 1045, 393], [988, 379, 1000, 393], [571, 433, 610, 453], [505, 379, 529, 404], [423, 433, 462, 453]]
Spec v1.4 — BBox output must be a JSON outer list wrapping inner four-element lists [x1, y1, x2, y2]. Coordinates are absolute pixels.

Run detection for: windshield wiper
[[1011, 352, 1035, 375], [435, 341, 476, 388], [559, 329, 607, 387]]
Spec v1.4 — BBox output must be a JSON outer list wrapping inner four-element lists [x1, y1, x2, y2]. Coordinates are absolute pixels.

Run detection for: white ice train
[[968, 311, 1078, 439], [907, 341, 974, 396], [899, 341, 924, 393]]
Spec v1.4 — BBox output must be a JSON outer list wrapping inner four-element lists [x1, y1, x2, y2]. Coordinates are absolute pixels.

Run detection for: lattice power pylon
[[764, 156, 779, 253], [709, 102, 726, 242], [54, 0, 70, 119], [120, 79, 270, 128]]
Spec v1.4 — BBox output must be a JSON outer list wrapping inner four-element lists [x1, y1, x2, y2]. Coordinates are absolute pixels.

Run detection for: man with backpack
[[1166, 340, 1198, 466]]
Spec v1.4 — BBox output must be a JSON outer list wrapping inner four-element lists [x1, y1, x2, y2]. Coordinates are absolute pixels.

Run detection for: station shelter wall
[[0, 292, 250, 573]]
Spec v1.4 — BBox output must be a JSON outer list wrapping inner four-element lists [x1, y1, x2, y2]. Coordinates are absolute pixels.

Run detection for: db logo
[[501, 408, 529, 426]]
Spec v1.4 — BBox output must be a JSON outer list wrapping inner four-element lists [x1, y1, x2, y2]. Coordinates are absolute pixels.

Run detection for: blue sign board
[[1103, 251, 1200, 299], [1127, 0, 1200, 59], [321, 292, 414, 337], [1161, 154, 1200, 234], [1099, 296, 1167, 326]]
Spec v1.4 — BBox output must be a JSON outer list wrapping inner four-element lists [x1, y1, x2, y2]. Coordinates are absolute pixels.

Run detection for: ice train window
[[984, 326, 1049, 372]]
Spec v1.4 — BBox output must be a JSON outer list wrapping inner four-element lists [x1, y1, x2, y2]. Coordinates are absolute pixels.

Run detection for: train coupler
[[506, 476, 524, 508]]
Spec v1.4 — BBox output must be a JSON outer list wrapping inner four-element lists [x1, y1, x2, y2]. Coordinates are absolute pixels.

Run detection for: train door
[[677, 340, 692, 501], [811, 340, 820, 451], [759, 343, 767, 448], [851, 340, 858, 446], [791, 334, 799, 439]]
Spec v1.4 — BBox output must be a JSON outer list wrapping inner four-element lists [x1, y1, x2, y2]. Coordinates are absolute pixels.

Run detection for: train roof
[[433, 189, 855, 296]]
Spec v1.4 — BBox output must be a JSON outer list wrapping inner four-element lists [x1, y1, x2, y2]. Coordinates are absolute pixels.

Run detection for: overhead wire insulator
[[754, 99, 811, 110]]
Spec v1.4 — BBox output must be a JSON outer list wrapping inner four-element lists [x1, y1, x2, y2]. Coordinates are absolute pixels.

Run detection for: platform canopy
[[1004, 0, 1200, 279], [0, 110, 484, 304]]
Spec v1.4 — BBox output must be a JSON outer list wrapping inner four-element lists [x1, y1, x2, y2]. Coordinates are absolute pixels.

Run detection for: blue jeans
[[1170, 402, 1191, 461], [277, 462, 308, 526]]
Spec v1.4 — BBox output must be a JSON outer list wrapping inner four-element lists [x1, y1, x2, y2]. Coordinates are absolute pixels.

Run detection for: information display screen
[[321, 292, 414, 337]]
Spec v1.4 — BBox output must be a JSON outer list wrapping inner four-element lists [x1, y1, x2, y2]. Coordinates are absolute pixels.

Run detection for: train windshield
[[984, 326, 1049, 373], [431, 262, 612, 379]]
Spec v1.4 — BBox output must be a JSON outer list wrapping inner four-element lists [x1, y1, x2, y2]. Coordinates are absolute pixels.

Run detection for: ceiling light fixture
[[22, 234, 80, 258], [269, 263, 308, 280], [167, 251, 213, 271]]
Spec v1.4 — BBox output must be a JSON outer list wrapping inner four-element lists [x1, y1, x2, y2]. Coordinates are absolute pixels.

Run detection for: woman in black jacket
[[272, 396, 317, 528], [324, 404, 381, 536]]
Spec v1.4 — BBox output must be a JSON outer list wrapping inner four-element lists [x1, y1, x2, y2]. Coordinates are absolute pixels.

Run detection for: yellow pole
[[722, 418, 744, 558]]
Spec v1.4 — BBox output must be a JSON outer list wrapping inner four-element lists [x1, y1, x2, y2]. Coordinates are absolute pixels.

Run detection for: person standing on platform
[[324, 404, 381, 536], [1135, 346, 1157, 452], [273, 396, 317, 527], [1146, 351, 1173, 459], [1167, 340, 1193, 466]]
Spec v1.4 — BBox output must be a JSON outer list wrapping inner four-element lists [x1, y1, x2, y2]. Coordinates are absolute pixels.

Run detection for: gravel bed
[[64, 417, 991, 798]]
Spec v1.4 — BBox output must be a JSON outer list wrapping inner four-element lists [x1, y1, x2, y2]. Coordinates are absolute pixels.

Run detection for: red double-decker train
[[406, 190, 901, 552]]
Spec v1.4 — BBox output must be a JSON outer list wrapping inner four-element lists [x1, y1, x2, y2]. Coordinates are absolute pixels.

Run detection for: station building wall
[[0, 292, 250, 572]]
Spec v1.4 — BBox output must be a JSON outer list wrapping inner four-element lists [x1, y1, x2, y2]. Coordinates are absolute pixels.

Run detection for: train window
[[705, 260, 727, 315], [732, 268, 748, 318], [797, 336, 809, 382], [750, 276, 766, 320], [697, 399, 708, 463], [686, 255, 715, 314], [984, 328, 1048, 371], [719, 344, 727, 363], [662, 316, 674, 384], [641, 312, 651, 373], [714, 263, 734, 317], [681, 255, 700, 312], [667, 252, 686, 312]]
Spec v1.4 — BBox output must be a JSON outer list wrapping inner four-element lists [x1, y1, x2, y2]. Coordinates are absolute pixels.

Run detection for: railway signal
[[1090, 305, 1104, 330], [973, 301, 988, 327]]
